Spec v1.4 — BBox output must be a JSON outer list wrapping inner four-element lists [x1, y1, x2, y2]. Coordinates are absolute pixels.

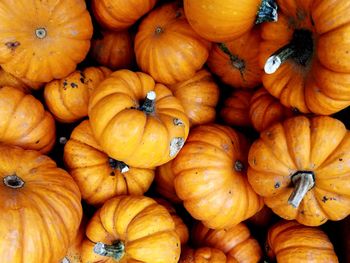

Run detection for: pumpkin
[[64, 120, 154, 206], [192, 222, 262, 263], [249, 87, 294, 132], [207, 28, 263, 89], [0, 68, 43, 93], [0, 145, 82, 263], [0, 86, 55, 153], [179, 247, 233, 263], [247, 205, 275, 227], [91, 0, 157, 30], [266, 220, 338, 262], [0, 0, 93, 82], [248, 116, 350, 226], [183, 0, 278, 42], [155, 160, 182, 204], [135, 2, 211, 85], [155, 198, 189, 245], [90, 30, 135, 70], [81, 195, 181, 263], [44, 67, 111, 123], [170, 69, 219, 127], [260, 0, 350, 114], [220, 90, 253, 127], [173, 124, 263, 229], [88, 69, 190, 168]]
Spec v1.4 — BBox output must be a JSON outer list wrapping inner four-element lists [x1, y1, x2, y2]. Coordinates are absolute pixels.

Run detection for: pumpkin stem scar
[[288, 171, 315, 208], [93, 241, 125, 260], [3, 174, 25, 189], [59, 137, 67, 145], [155, 26, 163, 35], [256, 0, 278, 24], [234, 160, 244, 172], [5, 41, 20, 50], [35, 28, 47, 39], [108, 158, 130, 173], [61, 257, 69, 263], [139, 91, 156, 114]]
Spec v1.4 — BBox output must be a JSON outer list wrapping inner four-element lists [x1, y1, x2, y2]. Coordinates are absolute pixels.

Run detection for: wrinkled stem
[[288, 171, 315, 208], [256, 0, 278, 24], [139, 91, 156, 114], [3, 175, 25, 189], [93, 241, 125, 260], [264, 45, 295, 74]]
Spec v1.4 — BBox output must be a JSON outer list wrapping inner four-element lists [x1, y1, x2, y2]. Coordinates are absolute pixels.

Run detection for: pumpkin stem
[[93, 241, 125, 260], [3, 175, 25, 189], [264, 46, 294, 74], [256, 0, 278, 24], [139, 91, 156, 114], [234, 160, 244, 172], [35, 28, 47, 39], [288, 171, 315, 208], [108, 158, 130, 173], [218, 43, 246, 72], [61, 257, 69, 263]]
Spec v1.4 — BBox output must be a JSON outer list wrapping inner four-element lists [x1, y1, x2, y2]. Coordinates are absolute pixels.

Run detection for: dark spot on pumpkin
[[322, 196, 329, 203], [292, 107, 300, 113], [228, 190, 232, 194], [110, 171, 115, 176], [175, 10, 182, 18], [346, 51, 349, 54], [35, 140, 40, 144], [339, 158, 343, 161], [300, 210, 305, 215], [80, 77, 85, 84], [71, 83, 78, 88], [266, 131, 273, 139], [32, 52, 35, 56], [234, 160, 244, 172], [274, 182, 280, 188], [5, 41, 20, 50]]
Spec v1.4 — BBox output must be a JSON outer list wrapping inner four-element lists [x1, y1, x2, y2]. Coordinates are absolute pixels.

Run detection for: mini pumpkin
[[207, 28, 263, 89], [248, 116, 350, 226], [0, 0, 93, 82], [183, 0, 278, 42], [220, 90, 254, 127], [179, 247, 233, 263], [0, 145, 82, 263], [0, 68, 43, 93], [260, 0, 350, 114], [249, 87, 294, 132], [266, 220, 338, 262], [88, 69, 190, 168], [44, 67, 111, 123], [81, 195, 181, 263], [64, 120, 154, 206], [173, 124, 263, 229], [135, 2, 211, 85], [90, 30, 135, 70], [170, 69, 219, 127], [0, 86, 55, 153]]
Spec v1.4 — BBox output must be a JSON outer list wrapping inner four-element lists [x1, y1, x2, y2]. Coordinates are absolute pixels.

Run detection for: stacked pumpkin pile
[[0, 0, 349, 262]]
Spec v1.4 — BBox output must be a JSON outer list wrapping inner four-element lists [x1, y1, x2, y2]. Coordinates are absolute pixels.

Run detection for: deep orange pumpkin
[[0, 0, 93, 82], [64, 120, 154, 206], [0, 145, 82, 263], [260, 0, 350, 114], [248, 116, 350, 226], [135, 2, 211, 85]]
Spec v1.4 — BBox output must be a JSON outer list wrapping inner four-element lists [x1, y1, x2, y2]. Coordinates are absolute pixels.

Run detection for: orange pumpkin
[[266, 220, 338, 262], [0, 0, 93, 82], [91, 0, 157, 30], [260, 0, 350, 114], [170, 69, 219, 127], [44, 67, 111, 123], [88, 69, 190, 168], [0, 68, 43, 93], [183, 0, 278, 42], [179, 247, 233, 263], [192, 222, 262, 262], [0, 86, 55, 153], [135, 2, 211, 85], [220, 90, 254, 127], [249, 87, 294, 132], [247, 205, 274, 227], [173, 124, 263, 229], [248, 116, 350, 226], [155, 160, 182, 204], [64, 120, 154, 206], [90, 30, 135, 70], [207, 28, 263, 89], [81, 195, 181, 263], [0, 145, 82, 263]]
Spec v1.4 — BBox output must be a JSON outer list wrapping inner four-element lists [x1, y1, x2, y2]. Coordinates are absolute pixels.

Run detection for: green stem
[[93, 241, 125, 260]]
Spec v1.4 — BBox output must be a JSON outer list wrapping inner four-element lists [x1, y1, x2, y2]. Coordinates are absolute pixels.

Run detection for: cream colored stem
[[288, 172, 314, 208]]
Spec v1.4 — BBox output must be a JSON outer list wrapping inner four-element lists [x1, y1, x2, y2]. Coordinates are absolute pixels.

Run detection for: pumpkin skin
[[248, 116, 350, 226], [266, 220, 338, 262], [88, 69, 190, 168], [192, 222, 262, 263], [64, 120, 154, 206], [81, 195, 181, 263], [183, 0, 277, 42], [91, 0, 157, 30], [260, 0, 350, 114], [220, 90, 253, 127], [135, 2, 211, 85], [0, 86, 55, 153], [0, 0, 93, 82], [173, 124, 263, 229], [90, 30, 135, 71], [207, 28, 263, 89], [0, 145, 82, 263], [249, 87, 294, 132], [170, 69, 219, 127], [0, 68, 43, 93], [179, 247, 234, 263], [44, 67, 111, 123]]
